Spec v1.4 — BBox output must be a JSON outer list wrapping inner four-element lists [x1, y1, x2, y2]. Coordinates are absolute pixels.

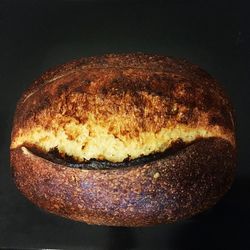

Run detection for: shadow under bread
[[167, 177, 250, 250]]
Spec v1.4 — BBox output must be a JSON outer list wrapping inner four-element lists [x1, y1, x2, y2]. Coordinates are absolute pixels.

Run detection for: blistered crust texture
[[11, 138, 236, 226], [11, 53, 235, 162]]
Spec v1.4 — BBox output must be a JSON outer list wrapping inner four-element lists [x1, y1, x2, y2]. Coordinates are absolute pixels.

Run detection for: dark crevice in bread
[[25, 137, 210, 170]]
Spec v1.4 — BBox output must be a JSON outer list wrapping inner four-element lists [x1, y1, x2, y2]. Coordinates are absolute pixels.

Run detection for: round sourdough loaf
[[10, 53, 236, 226]]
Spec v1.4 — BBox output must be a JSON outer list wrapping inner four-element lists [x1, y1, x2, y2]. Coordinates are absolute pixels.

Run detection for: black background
[[0, 0, 250, 249]]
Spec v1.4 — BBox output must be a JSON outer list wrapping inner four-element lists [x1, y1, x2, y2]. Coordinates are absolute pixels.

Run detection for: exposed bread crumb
[[153, 172, 160, 179]]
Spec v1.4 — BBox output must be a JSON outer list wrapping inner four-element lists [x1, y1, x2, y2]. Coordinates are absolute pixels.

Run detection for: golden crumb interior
[[11, 114, 233, 163]]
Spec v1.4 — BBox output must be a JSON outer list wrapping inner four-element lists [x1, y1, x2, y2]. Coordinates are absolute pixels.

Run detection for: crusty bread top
[[11, 53, 235, 163]]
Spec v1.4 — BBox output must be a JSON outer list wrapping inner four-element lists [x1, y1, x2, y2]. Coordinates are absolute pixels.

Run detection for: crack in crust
[[23, 137, 191, 170]]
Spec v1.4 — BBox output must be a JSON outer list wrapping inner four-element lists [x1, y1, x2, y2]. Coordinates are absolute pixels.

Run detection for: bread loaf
[[10, 53, 236, 226]]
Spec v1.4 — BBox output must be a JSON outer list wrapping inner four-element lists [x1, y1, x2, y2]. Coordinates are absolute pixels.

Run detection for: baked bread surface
[[10, 53, 236, 226], [11, 53, 235, 162]]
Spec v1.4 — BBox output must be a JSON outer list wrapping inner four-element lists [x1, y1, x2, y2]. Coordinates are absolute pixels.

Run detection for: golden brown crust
[[11, 137, 236, 226], [11, 53, 235, 163], [11, 53, 235, 145]]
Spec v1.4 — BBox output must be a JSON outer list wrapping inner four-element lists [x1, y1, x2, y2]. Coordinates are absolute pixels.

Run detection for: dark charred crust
[[56, 83, 70, 96], [73, 86, 84, 93], [81, 79, 92, 85]]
